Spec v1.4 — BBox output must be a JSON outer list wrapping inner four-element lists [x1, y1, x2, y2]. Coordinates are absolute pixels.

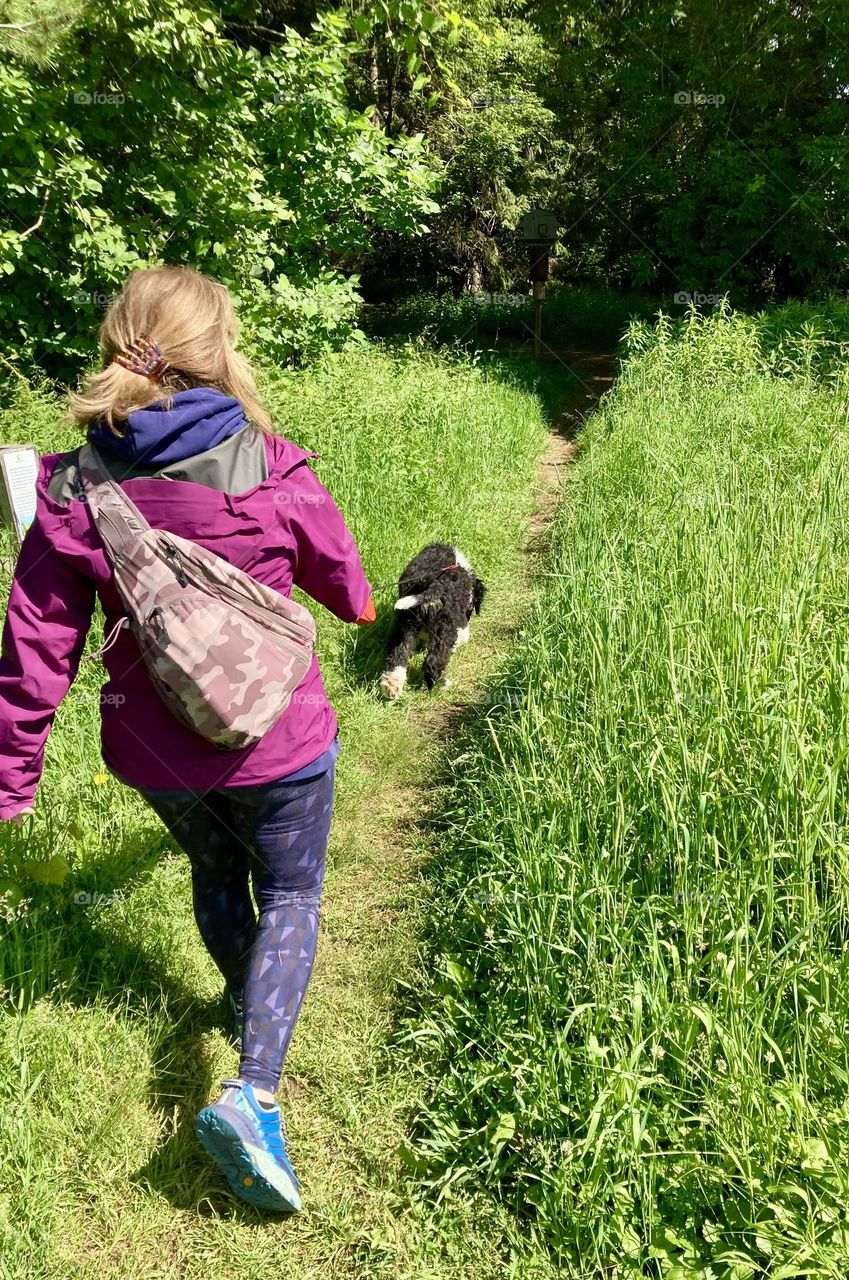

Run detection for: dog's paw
[[379, 666, 408, 700], [452, 625, 471, 652]]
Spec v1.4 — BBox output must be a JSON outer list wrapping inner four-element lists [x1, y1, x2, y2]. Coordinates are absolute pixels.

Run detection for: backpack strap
[[78, 443, 153, 561]]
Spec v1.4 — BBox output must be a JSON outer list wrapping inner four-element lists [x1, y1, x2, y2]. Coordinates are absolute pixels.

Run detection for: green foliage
[[0, 0, 440, 375], [753, 296, 849, 382], [518, 0, 849, 297], [4, 0, 844, 369], [356, 0, 568, 296], [363, 282, 660, 349], [417, 11, 564, 292], [359, 0, 849, 301], [403, 306, 849, 1273]]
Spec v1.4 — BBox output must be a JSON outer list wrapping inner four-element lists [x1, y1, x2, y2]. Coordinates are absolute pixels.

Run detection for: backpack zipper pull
[[163, 541, 189, 587], [85, 616, 129, 660]]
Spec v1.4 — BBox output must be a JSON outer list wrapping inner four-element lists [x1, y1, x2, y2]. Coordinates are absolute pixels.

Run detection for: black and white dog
[[379, 543, 486, 699]]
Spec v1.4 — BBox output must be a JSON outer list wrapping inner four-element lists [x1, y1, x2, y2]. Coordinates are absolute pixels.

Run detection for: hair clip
[[113, 334, 170, 383]]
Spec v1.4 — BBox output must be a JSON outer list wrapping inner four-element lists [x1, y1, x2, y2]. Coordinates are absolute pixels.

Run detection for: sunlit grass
[[404, 307, 849, 1275], [0, 342, 551, 1279]]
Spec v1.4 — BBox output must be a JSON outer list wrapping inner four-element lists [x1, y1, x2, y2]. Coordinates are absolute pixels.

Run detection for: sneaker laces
[[218, 1077, 290, 1159], [255, 1101, 290, 1162]]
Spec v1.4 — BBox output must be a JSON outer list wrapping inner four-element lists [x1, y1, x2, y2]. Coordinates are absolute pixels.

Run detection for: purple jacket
[[0, 430, 372, 818]]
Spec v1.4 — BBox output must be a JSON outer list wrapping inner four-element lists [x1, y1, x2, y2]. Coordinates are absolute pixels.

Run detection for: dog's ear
[[472, 578, 487, 615]]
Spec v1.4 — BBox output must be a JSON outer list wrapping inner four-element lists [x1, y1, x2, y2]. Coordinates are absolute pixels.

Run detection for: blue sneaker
[[195, 1078, 302, 1212]]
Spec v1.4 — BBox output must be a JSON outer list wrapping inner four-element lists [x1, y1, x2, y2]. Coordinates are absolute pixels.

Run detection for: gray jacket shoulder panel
[[46, 426, 269, 506]]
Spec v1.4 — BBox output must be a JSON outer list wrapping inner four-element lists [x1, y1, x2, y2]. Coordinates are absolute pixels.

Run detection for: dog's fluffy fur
[[379, 543, 486, 699]]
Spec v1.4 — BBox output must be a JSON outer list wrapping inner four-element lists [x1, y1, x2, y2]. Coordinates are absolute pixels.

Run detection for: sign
[[521, 209, 558, 242], [0, 445, 39, 545]]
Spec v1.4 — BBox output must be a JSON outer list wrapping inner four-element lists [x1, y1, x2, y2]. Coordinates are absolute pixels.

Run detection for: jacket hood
[[87, 387, 246, 466]]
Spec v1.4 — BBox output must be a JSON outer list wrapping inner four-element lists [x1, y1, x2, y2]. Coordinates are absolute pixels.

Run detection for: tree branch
[[19, 188, 51, 239], [225, 21, 291, 42]]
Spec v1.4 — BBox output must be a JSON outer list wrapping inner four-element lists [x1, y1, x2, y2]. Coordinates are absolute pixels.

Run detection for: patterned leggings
[[140, 765, 334, 1094]]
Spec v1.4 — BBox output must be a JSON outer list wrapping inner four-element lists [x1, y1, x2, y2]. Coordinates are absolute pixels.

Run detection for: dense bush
[[0, 0, 440, 376], [362, 284, 661, 351]]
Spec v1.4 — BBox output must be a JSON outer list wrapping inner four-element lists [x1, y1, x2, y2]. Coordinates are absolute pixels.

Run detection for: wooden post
[[533, 281, 545, 359], [528, 245, 550, 359], [522, 210, 558, 358]]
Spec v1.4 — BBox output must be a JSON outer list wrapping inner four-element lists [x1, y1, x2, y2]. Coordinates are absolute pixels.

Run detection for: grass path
[[392, 310, 849, 1274], [254, 348, 617, 1278]]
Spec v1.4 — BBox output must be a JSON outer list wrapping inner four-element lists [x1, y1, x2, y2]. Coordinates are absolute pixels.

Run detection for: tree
[[354, 0, 568, 296], [523, 0, 849, 299], [358, 0, 849, 301], [0, 0, 441, 375]]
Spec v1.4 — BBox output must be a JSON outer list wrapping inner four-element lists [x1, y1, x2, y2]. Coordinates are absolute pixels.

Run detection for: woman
[[0, 266, 376, 1213]]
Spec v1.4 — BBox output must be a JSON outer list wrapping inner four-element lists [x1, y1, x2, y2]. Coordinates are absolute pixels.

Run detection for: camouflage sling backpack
[[78, 443, 316, 750]]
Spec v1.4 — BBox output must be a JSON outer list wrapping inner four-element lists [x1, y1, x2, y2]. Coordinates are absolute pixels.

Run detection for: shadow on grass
[[479, 348, 617, 440], [0, 812, 251, 1212], [360, 287, 659, 355]]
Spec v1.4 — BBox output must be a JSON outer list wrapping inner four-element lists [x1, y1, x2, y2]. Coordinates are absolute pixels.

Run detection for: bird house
[[521, 209, 558, 242]]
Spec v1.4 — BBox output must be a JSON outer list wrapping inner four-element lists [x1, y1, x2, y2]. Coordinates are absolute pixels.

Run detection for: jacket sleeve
[[286, 464, 372, 623], [0, 515, 96, 818]]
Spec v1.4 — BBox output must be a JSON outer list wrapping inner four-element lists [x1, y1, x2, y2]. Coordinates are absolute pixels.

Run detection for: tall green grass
[[0, 343, 550, 1279], [404, 308, 849, 1275]]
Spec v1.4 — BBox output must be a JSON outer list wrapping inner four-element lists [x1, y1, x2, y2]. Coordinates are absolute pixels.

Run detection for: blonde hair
[[69, 266, 273, 434]]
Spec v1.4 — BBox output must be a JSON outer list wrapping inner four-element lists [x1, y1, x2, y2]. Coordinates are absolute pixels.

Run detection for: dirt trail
[[530, 348, 616, 536]]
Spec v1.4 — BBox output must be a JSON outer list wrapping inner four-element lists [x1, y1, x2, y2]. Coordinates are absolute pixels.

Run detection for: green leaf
[[24, 854, 71, 886], [0, 880, 24, 908], [491, 1112, 516, 1143], [443, 958, 473, 987]]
